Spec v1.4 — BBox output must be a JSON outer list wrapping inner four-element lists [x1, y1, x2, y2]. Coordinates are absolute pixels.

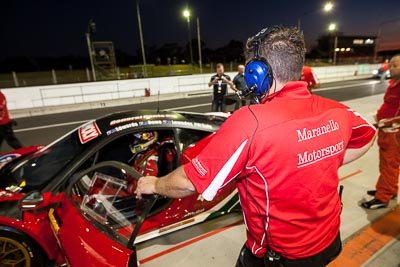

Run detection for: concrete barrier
[[3, 64, 380, 118]]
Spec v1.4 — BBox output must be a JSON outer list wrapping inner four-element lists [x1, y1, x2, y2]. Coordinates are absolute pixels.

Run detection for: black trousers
[[235, 233, 342, 267], [0, 123, 22, 150]]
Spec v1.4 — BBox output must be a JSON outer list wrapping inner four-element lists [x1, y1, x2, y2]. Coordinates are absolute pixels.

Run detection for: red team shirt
[[376, 80, 400, 120], [184, 81, 376, 259], [0, 91, 10, 125], [301, 66, 320, 91]]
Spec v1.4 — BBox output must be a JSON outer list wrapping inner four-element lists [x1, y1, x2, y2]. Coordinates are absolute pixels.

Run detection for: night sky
[[2, 0, 400, 60]]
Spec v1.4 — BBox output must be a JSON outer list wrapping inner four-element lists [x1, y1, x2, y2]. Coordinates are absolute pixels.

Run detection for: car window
[[177, 128, 211, 152], [80, 172, 140, 236], [70, 130, 180, 242], [69, 128, 212, 244], [1, 130, 86, 193], [70, 163, 154, 247], [94, 129, 178, 177]]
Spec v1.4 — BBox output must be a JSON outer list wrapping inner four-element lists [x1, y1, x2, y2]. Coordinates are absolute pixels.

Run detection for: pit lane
[[3, 78, 399, 266]]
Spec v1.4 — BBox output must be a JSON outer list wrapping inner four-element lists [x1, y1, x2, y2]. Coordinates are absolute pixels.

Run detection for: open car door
[[50, 161, 157, 267]]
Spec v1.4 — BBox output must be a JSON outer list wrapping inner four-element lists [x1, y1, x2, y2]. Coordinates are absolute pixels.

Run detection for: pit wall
[[3, 64, 380, 118]]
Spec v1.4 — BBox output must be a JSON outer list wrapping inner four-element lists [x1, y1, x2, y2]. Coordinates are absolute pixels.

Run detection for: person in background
[[362, 54, 400, 209], [301, 65, 320, 92], [135, 25, 376, 267], [0, 90, 22, 151], [231, 64, 248, 110], [380, 59, 389, 83], [208, 63, 231, 112], [130, 131, 176, 177]]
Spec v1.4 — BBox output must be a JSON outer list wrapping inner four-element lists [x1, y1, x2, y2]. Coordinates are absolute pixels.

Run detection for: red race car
[[0, 110, 240, 267]]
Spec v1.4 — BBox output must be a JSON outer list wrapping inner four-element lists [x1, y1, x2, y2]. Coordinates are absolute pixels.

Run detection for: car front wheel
[[0, 227, 49, 267]]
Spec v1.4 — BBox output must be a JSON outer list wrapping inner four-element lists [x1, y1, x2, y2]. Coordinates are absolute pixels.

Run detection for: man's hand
[[135, 175, 158, 199], [208, 77, 219, 87]]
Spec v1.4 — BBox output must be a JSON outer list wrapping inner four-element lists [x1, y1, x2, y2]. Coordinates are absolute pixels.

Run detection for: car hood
[[0, 146, 43, 170]]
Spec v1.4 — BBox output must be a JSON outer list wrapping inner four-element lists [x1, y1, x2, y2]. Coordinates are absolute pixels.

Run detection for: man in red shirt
[[301, 65, 320, 92], [380, 59, 390, 83], [362, 54, 400, 209], [0, 90, 22, 151], [135, 26, 376, 267]]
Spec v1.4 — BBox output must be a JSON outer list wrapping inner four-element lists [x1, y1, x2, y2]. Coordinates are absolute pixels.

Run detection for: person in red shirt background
[[0, 90, 22, 151], [135, 26, 376, 267], [301, 65, 320, 92], [380, 59, 390, 83], [362, 54, 400, 209]]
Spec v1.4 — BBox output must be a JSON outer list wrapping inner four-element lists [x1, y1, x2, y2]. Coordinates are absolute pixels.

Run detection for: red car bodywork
[[0, 122, 239, 266]]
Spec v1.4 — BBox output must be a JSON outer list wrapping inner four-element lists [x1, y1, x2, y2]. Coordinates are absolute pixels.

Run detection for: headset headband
[[252, 27, 269, 59]]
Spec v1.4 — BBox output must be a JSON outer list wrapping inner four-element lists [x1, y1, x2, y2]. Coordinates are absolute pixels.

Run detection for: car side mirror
[[18, 191, 45, 211]]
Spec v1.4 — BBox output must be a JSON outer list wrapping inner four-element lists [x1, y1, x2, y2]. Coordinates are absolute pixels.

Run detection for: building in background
[[308, 35, 377, 64]]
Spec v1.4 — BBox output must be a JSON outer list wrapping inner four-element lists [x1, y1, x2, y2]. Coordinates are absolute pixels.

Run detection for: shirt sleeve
[[347, 108, 376, 148], [184, 110, 254, 200]]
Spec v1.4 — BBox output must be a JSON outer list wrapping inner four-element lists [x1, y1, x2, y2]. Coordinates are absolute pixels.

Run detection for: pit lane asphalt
[[2, 78, 386, 154]]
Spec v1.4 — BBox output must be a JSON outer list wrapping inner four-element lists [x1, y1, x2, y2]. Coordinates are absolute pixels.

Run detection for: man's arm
[[342, 136, 375, 165], [208, 76, 218, 87], [135, 165, 197, 199], [225, 76, 237, 92]]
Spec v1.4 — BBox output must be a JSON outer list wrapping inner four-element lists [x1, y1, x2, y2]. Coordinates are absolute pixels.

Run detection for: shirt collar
[[262, 81, 310, 103]]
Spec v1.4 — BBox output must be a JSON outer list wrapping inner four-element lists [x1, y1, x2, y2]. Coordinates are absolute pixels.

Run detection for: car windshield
[[1, 129, 86, 193]]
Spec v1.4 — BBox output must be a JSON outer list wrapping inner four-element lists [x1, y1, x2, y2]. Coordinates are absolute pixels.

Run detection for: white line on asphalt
[[313, 80, 380, 92], [15, 120, 89, 132], [14, 80, 382, 133], [164, 103, 210, 111]]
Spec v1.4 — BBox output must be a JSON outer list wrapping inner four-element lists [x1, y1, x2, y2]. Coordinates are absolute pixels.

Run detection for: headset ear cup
[[245, 60, 272, 95]]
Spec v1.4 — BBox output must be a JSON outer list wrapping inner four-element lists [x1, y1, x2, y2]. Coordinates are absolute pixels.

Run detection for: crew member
[[0, 90, 22, 151], [301, 65, 320, 92], [135, 26, 376, 267], [362, 54, 400, 209]]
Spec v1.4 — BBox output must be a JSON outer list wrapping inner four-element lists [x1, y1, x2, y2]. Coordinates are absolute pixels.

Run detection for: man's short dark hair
[[244, 26, 305, 83]]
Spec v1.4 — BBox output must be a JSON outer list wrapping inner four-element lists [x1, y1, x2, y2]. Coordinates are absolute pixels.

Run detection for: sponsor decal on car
[[79, 121, 102, 144], [0, 153, 20, 169], [109, 114, 179, 126], [106, 119, 214, 136], [159, 218, 196, 233]]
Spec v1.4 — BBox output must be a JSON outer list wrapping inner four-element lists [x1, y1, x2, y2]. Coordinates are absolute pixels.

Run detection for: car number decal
[[79, 121, 102, 144]]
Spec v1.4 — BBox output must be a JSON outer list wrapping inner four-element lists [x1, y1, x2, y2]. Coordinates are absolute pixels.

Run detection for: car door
[[48, 161, 157, 267]]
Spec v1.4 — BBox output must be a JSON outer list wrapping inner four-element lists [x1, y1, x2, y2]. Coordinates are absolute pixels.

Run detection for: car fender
[[0, 201, 63, 261]]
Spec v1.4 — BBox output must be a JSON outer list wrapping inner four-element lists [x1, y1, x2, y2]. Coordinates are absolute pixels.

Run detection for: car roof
[[76, 110, 228, 145]]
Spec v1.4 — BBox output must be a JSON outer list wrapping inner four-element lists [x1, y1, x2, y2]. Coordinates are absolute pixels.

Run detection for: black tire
[[0, 227, 48, 267]]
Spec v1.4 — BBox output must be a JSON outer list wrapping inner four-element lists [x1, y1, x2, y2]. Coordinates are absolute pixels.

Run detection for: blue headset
[[244, 27, 275, 96]]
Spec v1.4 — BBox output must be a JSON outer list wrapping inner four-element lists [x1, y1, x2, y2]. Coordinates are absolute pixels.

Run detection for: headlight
[[372, 70, 378, 75]]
